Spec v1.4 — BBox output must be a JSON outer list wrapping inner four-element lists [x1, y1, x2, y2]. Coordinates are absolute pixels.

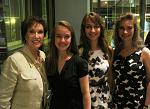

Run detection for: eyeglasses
[[85, 25, 100, 30], [28, 30, 44, 35]]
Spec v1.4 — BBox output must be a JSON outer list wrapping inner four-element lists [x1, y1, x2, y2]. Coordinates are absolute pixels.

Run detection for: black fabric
[[112, 49, 146, 109], [47, 55, 88, 109]]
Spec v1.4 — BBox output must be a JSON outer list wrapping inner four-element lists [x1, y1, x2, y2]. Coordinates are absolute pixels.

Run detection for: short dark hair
[[21, 16, 47, 43]]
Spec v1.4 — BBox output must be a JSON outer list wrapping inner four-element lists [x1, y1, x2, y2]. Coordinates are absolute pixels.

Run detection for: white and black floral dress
[[112, 49, 146, 109], [88, 50, 112, 109]]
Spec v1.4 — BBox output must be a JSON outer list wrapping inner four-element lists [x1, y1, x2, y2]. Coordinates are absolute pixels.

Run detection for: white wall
[[55, 0, 90, 44]]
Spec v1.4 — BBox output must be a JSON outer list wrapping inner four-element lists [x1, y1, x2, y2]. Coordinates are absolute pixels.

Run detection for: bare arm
[[142, 47, 150, 107], [79, 75, 91, 109], [107, 46, 115, 93]]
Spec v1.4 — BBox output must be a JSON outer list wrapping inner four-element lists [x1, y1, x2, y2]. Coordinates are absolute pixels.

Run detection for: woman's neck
[[120, 44, 137, 57], [123, 43, 134, 51], [123, 40, 133, 49], [90, 41, 100, 51], [26, 45, 40, 60], [58, 51, 72, 61]]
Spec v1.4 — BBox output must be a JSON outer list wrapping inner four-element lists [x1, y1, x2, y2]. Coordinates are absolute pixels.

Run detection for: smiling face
[[85, 18, 101, 42], [55, 25, 71, 53], [119, 19, 134, 42], [25, 23, 44, 51]]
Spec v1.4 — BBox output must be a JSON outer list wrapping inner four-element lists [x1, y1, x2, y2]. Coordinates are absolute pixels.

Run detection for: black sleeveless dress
[[112, 49, 147, 109]]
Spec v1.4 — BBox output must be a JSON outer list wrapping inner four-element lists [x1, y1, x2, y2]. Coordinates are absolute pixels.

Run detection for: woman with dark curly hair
[[0, 16, 48, 109]]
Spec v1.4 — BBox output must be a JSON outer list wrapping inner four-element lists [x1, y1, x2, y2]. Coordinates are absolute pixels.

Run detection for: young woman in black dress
[[46, 20, 91, 109]]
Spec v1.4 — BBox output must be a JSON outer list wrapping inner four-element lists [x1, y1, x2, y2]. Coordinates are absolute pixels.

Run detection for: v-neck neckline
[[58, 55, 74, 75]]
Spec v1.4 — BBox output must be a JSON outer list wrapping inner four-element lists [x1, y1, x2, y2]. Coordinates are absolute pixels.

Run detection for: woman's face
[[26, 23, 44, 51], [55, 25, 71, 53], [119, 19, 134, 42], [85, 18, 101, 41]]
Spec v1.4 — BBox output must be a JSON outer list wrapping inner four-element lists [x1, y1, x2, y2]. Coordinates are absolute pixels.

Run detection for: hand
[[143, 105, 148, 109]]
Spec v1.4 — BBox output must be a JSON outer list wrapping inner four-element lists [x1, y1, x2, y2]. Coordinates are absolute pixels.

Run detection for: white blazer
[[0, 45, 48, 109]]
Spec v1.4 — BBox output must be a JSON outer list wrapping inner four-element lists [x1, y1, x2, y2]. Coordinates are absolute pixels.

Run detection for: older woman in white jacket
[[0, 16, 48, 109]]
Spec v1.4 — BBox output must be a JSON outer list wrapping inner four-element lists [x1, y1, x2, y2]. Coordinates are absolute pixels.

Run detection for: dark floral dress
[[112, 49, 147, 109], [88, 50, 112, 109]]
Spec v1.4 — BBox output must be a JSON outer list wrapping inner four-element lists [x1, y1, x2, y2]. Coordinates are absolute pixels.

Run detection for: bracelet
[[144, 104, 148, 108]]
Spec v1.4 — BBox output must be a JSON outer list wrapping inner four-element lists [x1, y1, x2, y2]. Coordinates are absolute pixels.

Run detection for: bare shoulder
[[141, 47, 150, 62], [142, 47, 150, 56]]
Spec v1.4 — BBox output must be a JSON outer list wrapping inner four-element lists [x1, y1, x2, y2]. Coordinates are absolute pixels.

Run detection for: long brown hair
[[79, 12, 111, 60], [113, 12, 144, 56], [46, 20, 78, 76]]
